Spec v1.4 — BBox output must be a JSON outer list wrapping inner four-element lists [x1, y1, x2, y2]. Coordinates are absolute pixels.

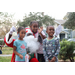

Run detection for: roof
[[60, 30, 69, 34], [55, 20, 66, 24]]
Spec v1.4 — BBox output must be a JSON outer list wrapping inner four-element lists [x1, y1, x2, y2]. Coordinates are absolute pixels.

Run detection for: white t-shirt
[[34, 31, 46, 54], [25, 28, 46, 54]]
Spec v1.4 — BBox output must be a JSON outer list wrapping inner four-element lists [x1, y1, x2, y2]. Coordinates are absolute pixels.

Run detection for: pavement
[[0, 54, 12, 57]]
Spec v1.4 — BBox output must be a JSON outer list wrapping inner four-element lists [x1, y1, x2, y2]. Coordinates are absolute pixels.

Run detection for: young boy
[[43, 26, 60, 62]]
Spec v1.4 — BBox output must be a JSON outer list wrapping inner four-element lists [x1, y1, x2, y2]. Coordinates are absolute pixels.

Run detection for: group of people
[[4, 21, 61, 62]]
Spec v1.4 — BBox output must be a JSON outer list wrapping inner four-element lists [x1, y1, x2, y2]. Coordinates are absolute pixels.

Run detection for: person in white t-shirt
[[29, 21, 46, 62]]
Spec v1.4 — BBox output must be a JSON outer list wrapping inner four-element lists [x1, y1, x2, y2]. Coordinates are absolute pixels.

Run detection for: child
[[24, 29, 40, 53], [13, 27, 29, 62], [4, 21, 46, 62], [30, 21, 46, 62], [43, 26, 60, 62]]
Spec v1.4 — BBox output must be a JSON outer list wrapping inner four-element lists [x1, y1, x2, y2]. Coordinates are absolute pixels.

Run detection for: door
[[60, 34, 65, 40]]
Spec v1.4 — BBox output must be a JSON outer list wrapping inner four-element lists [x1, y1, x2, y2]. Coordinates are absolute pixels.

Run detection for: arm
[[13, 46, 23, 59], [38, 27, 46, 39], [39, 32, 46, 39], [4, 26, 16, 48], [4, 35, 15, 48], [7, 26, 16, 43], [54, 39, 60, 57], [8, 34, 12, 41], [43, 39, 48, 62], [1, 42, 5, 50], [47, 39, 60, 62], [51, 39, 60, 62]]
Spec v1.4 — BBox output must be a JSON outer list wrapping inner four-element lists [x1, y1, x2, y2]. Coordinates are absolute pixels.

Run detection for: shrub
[[58, 39, 75, 62], [0, 40, 4, 45]]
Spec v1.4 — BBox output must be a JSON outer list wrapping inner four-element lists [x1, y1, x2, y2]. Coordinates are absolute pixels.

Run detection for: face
[[30, 23, 39, 33], [19, 29, 26, 39], [46, 26, 55, 37]]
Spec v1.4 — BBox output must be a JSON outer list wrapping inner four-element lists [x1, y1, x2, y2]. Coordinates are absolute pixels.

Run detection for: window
[[64, 26, 66, 29]]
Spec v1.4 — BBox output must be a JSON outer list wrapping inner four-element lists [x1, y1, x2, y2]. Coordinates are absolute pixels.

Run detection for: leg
[[29, 53, 39, 62], [41, 54, 45, 62], [37, 53, 45, 62]]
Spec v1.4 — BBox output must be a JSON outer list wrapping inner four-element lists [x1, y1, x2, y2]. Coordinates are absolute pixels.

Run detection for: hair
[[46, 25, 55, 31], [30, 21, 39, 27], [17, 27, 25, 33]]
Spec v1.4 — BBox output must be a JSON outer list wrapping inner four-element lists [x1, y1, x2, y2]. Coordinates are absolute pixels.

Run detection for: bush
[[0, 40, 4, 45], [58, 39, 75, 62]]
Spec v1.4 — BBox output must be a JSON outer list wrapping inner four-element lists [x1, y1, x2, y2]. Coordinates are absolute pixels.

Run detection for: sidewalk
[[0, 54, 12, 57]]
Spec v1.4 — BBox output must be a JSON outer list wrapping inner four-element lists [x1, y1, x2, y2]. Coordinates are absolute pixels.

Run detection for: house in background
[[43, 19, 73, 40], [54, 20, 73, 40]]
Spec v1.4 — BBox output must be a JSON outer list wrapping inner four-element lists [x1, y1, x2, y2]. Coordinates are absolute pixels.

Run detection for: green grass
[[0, 56, 11, 62], [1, 47, 13, 54], [0, 47, 13, 62], [0, 47, 75, 62]]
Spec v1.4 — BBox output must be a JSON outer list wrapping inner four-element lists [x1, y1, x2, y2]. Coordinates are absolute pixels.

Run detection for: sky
[[8, 12, 67, 22]]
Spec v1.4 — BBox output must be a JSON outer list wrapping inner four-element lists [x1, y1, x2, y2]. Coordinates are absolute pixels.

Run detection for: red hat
[[25, 28, 31, 33]]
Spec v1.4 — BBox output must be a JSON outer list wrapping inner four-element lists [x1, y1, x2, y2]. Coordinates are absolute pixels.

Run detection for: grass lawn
[[0, 47, 75, 62], [0, 56, 11, 62], [0, 47, 12, 62], [1, 47, 13, 54]]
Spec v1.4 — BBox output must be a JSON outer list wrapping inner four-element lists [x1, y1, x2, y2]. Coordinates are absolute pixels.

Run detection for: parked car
[[67, 38, 75, 42]]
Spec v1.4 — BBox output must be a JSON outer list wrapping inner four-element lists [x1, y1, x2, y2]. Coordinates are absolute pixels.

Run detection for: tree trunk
[[42, 12, 44, 16], [69, 57, 74, 62]]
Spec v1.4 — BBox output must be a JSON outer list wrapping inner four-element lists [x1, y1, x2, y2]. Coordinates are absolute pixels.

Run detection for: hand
[[38, 26, 43, 34], [29, 55, 31, 60], [9, 26, 16, 34], [1, 45, 4, 47], [19, 54, 23, 59], [1, 45, 3, 50], [48, 59, 51, 62], [51, 57, 56, 62]]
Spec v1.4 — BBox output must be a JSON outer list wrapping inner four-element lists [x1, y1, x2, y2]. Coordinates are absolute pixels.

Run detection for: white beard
[[23, 35, 40, 53]]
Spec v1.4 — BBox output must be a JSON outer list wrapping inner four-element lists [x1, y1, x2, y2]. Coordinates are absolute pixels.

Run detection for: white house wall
[[65, 33, 67, 38], [72, 30, 75, 38]]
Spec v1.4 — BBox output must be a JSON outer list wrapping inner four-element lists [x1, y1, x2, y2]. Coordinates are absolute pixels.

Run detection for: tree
[[0, 12, 16, 38], [63, 12, 70, 20], [64, 12, 75, 30], [17, 12, 55, 27]]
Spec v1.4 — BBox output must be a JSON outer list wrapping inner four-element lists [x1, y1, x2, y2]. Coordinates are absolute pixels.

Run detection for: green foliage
[[17, 12, 55, 27], [0, 12, 14, 38], [58, 39, 75, 62], [0, 40, 4, 45], [64, 12, 75, 30]]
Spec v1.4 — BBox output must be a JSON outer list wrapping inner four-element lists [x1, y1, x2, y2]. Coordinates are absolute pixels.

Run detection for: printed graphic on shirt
[[43, 38, 60, 61], [20, 44, 26, 53]]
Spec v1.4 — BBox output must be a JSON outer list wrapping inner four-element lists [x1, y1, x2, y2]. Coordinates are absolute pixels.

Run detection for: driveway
[[0, 54, 12, 57]]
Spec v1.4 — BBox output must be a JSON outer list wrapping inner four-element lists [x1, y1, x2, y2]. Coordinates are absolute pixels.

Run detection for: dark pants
[[0, 50, 2, 54], [37, 53, 45, 62]]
